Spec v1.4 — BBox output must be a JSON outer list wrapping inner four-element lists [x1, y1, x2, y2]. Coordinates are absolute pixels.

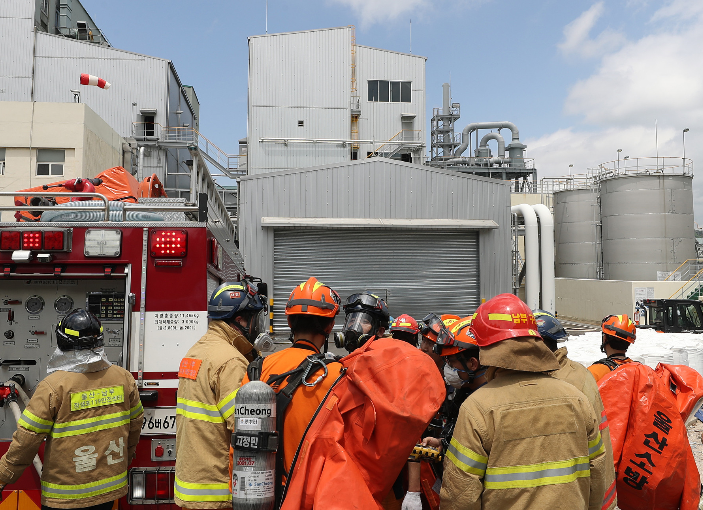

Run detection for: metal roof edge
[[239, 158, 510, 187], [248, 26, 351, 40], [36, 31, 170, 62], [356, 44, 427, 60], [261, 217, 499, 229]]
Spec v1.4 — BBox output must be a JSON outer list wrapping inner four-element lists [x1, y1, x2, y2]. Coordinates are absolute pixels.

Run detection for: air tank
[[554, 188, 601, 279], [601, 174, 695, 281]]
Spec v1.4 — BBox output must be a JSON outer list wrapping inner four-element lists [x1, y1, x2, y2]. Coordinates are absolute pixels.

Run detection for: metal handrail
[[663, 259, 703, 281], [1, 192, 110, 221], [669, 267, 703, 298]]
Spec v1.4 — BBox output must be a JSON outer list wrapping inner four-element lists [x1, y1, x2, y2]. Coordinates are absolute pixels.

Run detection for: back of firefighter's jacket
[[240, 339, 343, 474], [175, 320, 252, 509], [553, 347, 617, 510], [0, 365, 143, 509], [440, 369, 607, 510]]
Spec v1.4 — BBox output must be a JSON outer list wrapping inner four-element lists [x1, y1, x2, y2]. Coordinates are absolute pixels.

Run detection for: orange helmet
[[420, 313, 461, 343], [390, 314, 420, 335], [469, 294, 540, 347], [601, 314, 636, 344], [285, 277, 341, 319], [435, 315, 478, 357]]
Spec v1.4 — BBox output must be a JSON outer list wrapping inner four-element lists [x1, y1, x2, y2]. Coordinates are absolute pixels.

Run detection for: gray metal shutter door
[[272, 229, 480, 333]]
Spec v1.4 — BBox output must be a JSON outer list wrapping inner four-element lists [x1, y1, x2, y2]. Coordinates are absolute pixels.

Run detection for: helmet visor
[[420, 313, 443, 336], [343, 311, 377, 336], [346, 293, 383, 309]]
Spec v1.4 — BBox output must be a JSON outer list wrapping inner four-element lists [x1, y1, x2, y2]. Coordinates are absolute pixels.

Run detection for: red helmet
[[435, 315, 478, 357], [601, 314, 636, 344], [285, 277, 341, 319], [390, 314, 420, 335], [469, 294, 540, 347]]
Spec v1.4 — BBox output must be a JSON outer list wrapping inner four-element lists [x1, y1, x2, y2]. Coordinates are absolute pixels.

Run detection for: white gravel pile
[[563, 329, 703, 371]]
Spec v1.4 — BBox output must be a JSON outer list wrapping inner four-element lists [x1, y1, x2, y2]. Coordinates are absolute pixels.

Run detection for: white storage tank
[[600, 174, 695, 281], [554, 188, 601, 279]]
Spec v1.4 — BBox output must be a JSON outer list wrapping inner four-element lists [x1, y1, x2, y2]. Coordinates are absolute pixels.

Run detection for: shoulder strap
[[592, 357, 621, 371], [246, 356, 265, 382]]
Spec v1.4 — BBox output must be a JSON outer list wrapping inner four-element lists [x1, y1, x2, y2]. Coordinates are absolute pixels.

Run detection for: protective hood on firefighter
[[46, 346, 112, 374], [480, 337, 560, 373]]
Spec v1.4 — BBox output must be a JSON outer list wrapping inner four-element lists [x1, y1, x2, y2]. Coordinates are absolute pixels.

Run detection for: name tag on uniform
[[70, 385, 125, 412], [179, 357, 203, 380]]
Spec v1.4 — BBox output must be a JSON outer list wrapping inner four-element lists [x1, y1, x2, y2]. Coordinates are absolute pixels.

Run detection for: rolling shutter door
[[272, 229, 480, 333]]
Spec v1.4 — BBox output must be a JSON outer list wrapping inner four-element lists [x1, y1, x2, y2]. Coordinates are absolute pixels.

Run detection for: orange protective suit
[[598, 362, 701, 510], [280, 338, 446, 510]]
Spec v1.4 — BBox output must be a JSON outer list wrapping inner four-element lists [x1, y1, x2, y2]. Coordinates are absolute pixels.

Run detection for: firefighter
[[440, 294, 607, 510], [0, 309, 143, 509], [534, 310, 618, 510], [402, 316, 488, 510], [338, 292, 391, 352], [175, 280, 267, 509], [588, 314, 636, 383], [389, 314, 420, 346], [418, 314, 460, 371], [239, 277, 343, 495]]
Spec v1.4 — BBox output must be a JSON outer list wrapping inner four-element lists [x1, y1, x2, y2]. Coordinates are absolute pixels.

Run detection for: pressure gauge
[[25, 295, 45, 314], [54, 295, 74, 314]]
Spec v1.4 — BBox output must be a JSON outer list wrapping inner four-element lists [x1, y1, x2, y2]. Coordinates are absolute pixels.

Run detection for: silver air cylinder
[[231, 381, 278, 510]]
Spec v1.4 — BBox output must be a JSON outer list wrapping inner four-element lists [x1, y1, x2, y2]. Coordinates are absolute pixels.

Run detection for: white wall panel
[[33, 32, 168, 137], [0, 17, 34, 101]]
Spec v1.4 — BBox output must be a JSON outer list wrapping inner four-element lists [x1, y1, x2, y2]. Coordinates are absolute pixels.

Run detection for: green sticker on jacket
[[70, 386, 124, 412]]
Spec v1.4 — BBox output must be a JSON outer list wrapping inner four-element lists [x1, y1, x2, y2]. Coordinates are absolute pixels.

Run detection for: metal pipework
[[532, 204, 555, 314], [479, 132, 506, 158], [442, 83, 451, 115], [454, 122, 520, 156], [511, 204, 540, 310]]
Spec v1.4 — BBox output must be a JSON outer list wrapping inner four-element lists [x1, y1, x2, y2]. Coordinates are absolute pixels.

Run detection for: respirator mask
[[335, 311, 377, 353], [443, 365, 466, 389], [253, 331, 275, 353]]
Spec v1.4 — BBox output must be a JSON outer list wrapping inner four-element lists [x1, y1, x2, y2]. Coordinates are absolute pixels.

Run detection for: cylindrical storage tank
[[554, 188, 601, 278], [601, 174, 695, 281]]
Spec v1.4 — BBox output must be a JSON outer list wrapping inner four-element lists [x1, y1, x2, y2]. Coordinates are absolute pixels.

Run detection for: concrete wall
[[556, 278, 686, 322], [0, 101, 124, 220]]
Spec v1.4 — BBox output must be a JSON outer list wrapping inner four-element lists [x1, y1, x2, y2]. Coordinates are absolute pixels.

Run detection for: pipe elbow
[[511, 204, 538, 226]]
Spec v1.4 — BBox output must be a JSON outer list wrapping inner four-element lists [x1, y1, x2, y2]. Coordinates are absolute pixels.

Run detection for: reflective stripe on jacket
[[440, 369, 608, 510], [553, 347, 618, 510], [174, 320, 253, 509], [0, 365, 143, 509]]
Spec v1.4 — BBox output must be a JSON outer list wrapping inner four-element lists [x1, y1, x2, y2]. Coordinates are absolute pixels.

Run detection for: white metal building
[[247, 27, 426, 174], [238, 158, 511, 332]]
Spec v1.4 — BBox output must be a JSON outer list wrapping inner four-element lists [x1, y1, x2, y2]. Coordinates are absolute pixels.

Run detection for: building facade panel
[[355, 45, 426, 160], [0, 16, 34, 101], [239, 159, 511, 313], [33, 32, 168, 136]]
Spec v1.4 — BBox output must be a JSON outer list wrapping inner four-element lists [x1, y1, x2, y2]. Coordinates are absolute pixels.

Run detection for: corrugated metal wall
[[247, 27, 352, 173], [272, 229, 480, 332], [0, 1, 35, 101], [356, 45, 425, 158], [33, 32, 168, 136], [239, 159, 511, 312]]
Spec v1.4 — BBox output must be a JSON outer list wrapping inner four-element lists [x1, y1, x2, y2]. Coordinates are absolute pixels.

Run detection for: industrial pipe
[[479, 132, 506, 158], [454, 121, 520, 156], [138, 147, 145, 181], [511, 204, 540, 310], [532, 204, 555, 314]]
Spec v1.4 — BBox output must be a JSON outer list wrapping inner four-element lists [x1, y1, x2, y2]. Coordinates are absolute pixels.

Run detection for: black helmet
[[342, 293, 390, 328], [207, 281, 267, 320], [56, 309, 104, 351], [533, 309, 568, 345]]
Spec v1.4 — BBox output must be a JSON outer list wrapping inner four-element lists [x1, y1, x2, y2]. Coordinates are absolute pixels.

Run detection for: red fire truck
[[0, 184, 246, 509]]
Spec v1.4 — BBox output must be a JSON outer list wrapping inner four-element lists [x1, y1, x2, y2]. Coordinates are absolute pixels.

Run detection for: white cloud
[[535, 2, 703, 219], [558, 2, 626, 58], [328, 0, 429, 26]]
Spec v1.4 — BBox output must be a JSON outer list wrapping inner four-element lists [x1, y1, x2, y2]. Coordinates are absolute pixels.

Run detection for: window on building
[[368, 81, 411, 103], [0, 148, 5, 176], [298, 120, 304, 127], [41, 0, 49, 14], [36, 149, 65, 176], [143, 115, 155, 137]]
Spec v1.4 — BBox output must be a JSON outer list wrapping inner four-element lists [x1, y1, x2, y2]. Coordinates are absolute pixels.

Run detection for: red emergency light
[[150, 230, 187, 258], [22, 231, 42, 250], [43, 231, 65, 250], [0, 231, 21, 250]]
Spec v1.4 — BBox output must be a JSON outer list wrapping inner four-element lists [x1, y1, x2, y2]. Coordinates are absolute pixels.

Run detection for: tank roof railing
[[591, 156, 693, 179]]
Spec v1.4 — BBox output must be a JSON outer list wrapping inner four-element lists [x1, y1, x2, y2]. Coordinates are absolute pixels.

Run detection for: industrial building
[[246, 26, 426, 173], [238, 159, 511, 330]]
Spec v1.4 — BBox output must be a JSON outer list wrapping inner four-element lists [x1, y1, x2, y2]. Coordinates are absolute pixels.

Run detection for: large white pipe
[[532, 204, 556, 314], [511, 204, 540, 310]]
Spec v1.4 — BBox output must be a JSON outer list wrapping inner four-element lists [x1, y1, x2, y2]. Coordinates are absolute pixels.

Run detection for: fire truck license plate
[[141, 408, 177, 435]]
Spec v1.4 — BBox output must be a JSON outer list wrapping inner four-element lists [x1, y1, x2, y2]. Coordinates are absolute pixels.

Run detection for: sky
[[86, 0, 703, 220]]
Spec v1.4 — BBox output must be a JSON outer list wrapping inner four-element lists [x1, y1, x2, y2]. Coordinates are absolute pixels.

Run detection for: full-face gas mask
[[335, 311, 379, 352]]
